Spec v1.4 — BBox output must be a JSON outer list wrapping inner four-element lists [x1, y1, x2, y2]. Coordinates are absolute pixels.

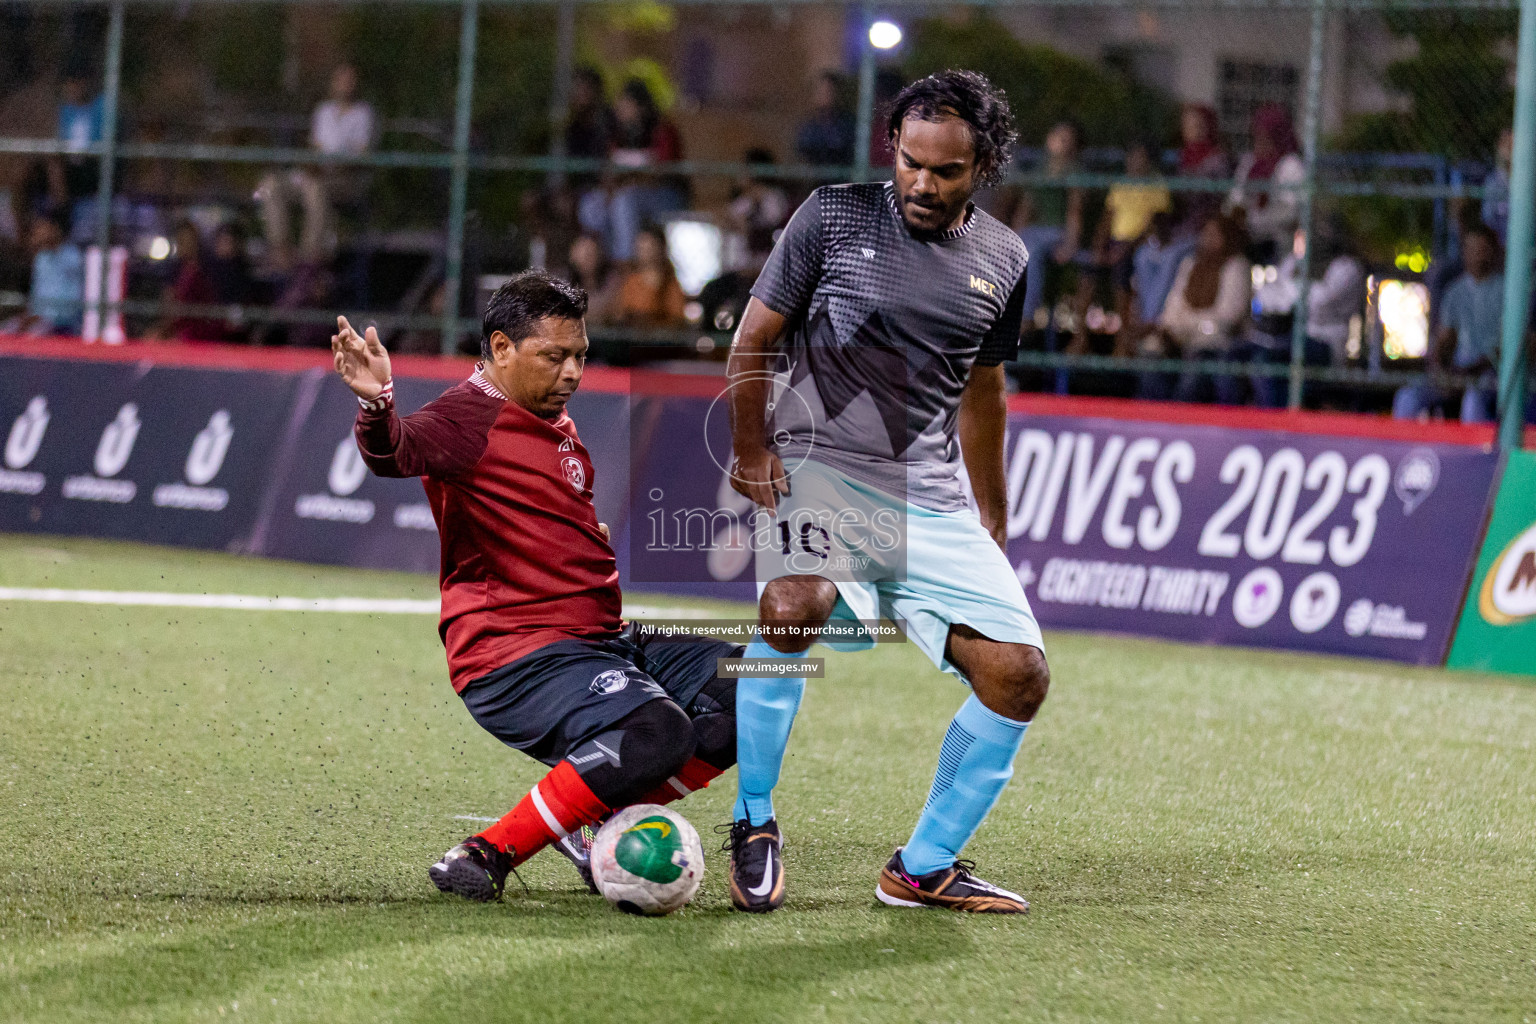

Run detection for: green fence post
[[1287, 0, 1327, 410], [442, 0, 480, 355], [853, 2, 876, 184], [547, 0, 576, 189], [90, 0, 125, 338], [1499, 0, 1536, 450]]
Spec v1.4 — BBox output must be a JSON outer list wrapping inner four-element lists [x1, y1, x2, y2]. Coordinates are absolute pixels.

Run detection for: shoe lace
[[469, 836, 530, 896], [952, 859, 978, 881], [715, 820, 751, 854]]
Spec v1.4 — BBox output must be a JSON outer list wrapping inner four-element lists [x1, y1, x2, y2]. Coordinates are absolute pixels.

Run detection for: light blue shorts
[[752, 459, 1044, 682]]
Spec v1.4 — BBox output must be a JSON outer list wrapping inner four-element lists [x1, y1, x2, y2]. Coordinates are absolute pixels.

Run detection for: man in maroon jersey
[[331, 271, 740, 902]]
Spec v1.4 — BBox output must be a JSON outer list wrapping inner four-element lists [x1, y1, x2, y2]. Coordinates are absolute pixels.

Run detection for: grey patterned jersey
[[749, 181, 1029, 511]]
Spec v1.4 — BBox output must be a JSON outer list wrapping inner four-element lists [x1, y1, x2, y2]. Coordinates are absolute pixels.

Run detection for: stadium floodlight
[[868, 20, 902, 50]]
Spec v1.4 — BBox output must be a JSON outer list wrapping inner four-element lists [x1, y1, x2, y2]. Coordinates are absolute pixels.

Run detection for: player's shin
[[900, 694, 1028, 876], [733, 637, 807, 826], [478, 760, 611, 867]]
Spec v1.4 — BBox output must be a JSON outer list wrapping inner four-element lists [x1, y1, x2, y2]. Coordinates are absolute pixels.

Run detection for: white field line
[[453, 815, 499, 823], [0, 586, 716, 618]]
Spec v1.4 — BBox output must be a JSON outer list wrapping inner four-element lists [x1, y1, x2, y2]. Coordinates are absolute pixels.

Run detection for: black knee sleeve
[[564, 699, 696, 807], [687, 675, 737, 771]]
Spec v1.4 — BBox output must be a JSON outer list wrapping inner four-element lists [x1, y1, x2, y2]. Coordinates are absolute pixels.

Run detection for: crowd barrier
[[2, 336, 1526, 672]]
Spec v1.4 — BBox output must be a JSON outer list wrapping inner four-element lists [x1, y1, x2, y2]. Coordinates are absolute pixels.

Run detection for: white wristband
[[358, 379, 394, 412]]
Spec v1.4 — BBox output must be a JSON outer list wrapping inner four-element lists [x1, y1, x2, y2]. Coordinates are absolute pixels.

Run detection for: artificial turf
[[1, 534, 1533, 1023]]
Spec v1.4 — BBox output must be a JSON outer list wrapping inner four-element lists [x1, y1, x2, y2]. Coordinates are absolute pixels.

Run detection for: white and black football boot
[[876, 848, 1029, 914], [429, 836, 512, 903], [553, 824, 599, 893], [723, 818, 785, 912]]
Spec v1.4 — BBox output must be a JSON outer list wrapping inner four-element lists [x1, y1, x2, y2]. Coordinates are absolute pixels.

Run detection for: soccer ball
[[590, 804, 704, 916]]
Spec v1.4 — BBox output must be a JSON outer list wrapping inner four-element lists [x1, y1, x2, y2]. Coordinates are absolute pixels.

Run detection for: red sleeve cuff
[[358, 380, 394, 412]]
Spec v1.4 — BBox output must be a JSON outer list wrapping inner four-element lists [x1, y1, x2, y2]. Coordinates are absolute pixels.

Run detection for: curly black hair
[[887, 70, 1018, 187]]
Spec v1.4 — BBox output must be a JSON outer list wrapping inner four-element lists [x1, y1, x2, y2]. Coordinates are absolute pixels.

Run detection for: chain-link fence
[[0, 0, 1529, 435]]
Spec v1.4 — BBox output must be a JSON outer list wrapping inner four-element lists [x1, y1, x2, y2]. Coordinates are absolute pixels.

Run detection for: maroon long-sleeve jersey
[[354, 366, 622, 691]]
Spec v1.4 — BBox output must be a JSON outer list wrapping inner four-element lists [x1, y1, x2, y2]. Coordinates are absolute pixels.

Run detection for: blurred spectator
[[1068, 139, 1170, 352], [0, 5, 32, 89], [1013, 120, 1086, 321], [1137, 214, 1251, 402], [518, 187, 579, 275], [146, 220, 224, 342], [257, 63, 376, 272], [1122, 210, 1195, 354], [611, 226, 686, 328], [253, 261, 338, 347], [1227, 105, 1304, 262], [866, 69, 904, 170], [794, 71, 855, 167], [3, 210, 82, 336], [205, 223, 255, 312], [393, 280, 449, 355], [1177, 103, 1229, 231], [9, 74, 106, 237], [1178, 104, 1230, 178], [567, 232, 620, 325], [55, 73, 104, 209], [1481, 127, 1513, 247], [565, 67, 615, 169], [726, 148, 790, 267], [1236, 219, 1366, 407], [700, 214, 775, 337], [577, 79, 685, 263], [1394, 223, 1503, 424]]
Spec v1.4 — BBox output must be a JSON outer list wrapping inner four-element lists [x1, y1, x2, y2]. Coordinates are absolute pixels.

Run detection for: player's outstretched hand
[[730, 446, 790, 513], [331, 315, 392, 401]]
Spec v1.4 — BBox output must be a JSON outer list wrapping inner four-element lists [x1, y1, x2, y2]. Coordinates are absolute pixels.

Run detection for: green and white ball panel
[[590, 804, 705, 916]]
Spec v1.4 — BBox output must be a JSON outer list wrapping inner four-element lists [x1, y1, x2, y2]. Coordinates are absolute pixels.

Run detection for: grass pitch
[[1, 535, 1533, 1023]]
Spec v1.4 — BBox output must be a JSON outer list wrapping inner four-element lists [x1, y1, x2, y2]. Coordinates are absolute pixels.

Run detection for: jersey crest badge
[[590, 669, 628, 694], [561, 456, 586, 492]]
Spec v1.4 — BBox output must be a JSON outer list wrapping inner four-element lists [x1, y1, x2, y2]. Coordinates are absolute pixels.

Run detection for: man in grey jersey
[[721, 70, 1051, 914]]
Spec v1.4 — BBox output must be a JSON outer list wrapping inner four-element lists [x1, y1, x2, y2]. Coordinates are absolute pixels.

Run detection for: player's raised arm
[[726, 297, 791, 511], [332, 315, 392, 401], [334, 314, 493, 479]]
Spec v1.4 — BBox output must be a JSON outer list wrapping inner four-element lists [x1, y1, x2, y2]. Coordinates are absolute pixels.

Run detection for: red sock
[[636, 757, 724, 807], [478, 761, 610, 865]]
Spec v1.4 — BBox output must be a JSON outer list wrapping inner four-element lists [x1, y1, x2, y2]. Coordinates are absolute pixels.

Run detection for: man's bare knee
[[758, 575, 837, 654], [960, 638, 1050, 722]]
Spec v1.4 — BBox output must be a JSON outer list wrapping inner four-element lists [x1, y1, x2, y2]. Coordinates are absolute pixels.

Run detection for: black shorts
[[458, 623, 742, 767]]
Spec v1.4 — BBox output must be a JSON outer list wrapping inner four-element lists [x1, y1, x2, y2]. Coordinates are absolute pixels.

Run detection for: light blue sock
[[901, 694, 1028, 876], [732, 636, 807, 826]]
